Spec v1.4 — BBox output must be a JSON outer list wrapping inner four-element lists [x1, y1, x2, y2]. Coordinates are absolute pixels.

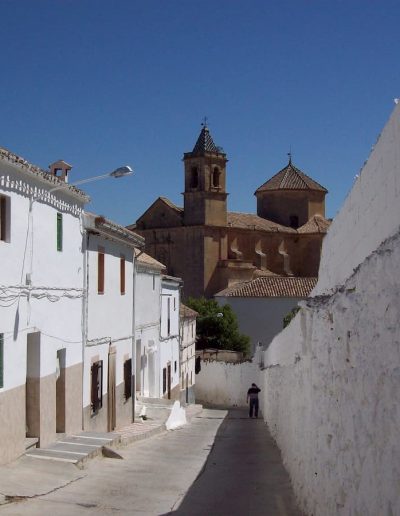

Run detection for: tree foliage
[[283, 306, 300, 328], [186, 297, 250, 356]]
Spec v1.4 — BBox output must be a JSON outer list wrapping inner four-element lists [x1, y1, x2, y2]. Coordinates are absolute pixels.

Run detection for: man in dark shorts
[[247, 383, 261, 418]]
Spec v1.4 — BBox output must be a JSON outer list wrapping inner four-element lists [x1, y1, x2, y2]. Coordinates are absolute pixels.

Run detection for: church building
[[130, 125, 330, 299]]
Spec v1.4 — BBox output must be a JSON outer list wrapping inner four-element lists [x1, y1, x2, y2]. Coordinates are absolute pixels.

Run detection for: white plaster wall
[[83, 233, 135, 407], [0, 161, 84, 392], [86, 233, 134, 344], [217, 296, 303, 353], [261, 105, 400, 515], [180, 319, 196, 390], [195, 360, 259, 407], [135, 269, 160, 328], [315, 103, 400, 295], [135, 268, 161, 397], [159, 280, 180, 394]]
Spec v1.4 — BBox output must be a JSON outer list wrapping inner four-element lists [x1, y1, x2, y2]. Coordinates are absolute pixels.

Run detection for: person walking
[[247, 383, 261, 418]]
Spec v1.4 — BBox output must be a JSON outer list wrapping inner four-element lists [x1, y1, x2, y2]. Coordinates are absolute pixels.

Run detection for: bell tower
[[183, 123, 228, 226]]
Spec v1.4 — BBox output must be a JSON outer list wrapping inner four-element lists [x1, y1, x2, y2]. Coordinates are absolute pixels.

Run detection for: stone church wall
[[261, 104, 400, 516]]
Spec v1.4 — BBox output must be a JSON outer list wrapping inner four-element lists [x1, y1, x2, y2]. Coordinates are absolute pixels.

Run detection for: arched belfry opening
[[190, 167, 199, 189], [212, 167, 220, 188]]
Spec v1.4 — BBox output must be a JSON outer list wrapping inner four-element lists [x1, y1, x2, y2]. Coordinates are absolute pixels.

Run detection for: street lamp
[[30, 165, 133, 206], [69, 165, 133, 185]]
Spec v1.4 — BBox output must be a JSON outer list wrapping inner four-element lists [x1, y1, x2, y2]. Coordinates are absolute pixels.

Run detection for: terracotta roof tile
[[180, 303, 198, 319], [255, 161, 327, 193], [135, 250, 166, 271], [297, 214, 331, 234], [159, 197, 183, 213], [227, 212, 296, 233], [0, 146, 89, 202], [215, 276, 317, 298]]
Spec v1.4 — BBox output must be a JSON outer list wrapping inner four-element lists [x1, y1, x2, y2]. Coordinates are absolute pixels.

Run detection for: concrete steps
[[25, 432, 120, 465]]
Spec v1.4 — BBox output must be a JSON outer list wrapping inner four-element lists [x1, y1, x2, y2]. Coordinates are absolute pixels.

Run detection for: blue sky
[[1, 0, 399, 225]]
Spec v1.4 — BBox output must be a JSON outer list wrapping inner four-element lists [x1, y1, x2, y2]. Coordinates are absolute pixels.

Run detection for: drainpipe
[[131, 251, 136, 422], [131, 248, 144, 422]]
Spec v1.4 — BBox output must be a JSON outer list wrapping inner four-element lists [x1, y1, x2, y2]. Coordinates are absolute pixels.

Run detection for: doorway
[[167, 363, 171, 400], [56, 349, 66, 433]]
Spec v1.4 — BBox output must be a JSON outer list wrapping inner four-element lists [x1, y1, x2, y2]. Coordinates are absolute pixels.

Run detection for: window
[[120, 255, 125, 295], [98, 247, 105, 294], [190, 167, 199, 189], [152, 274, 155, 291], [173, 297, 176, 310], [0, 333, 3, 388], [124, 359, 132, 400], [167, 298, 171, 335], [162, 367, 167, 394], [91, 360, 103, 415], [0, 195, 10, 243], [212, 167, 220, 188], [174, 360, 177, 373], [56, 213, 63, 251]]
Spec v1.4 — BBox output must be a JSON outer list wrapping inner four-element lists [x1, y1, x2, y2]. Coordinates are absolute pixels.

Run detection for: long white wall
[[195, 359, 260, 407], [262, 104, 400, 516], [314, 103, 400, 295]]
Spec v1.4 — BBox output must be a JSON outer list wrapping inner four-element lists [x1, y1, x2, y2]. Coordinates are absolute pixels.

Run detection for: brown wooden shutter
[[98, 248, 105, 294], [120, 256, 125, 295]]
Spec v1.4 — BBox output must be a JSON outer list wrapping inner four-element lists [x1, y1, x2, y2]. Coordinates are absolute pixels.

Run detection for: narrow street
[[0, 409, 302, 516]]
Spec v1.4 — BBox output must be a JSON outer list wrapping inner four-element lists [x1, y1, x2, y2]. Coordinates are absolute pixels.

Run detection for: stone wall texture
[[262, 103, 400, 515]]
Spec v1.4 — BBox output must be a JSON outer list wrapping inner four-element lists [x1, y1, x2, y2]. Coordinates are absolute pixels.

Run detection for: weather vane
[[201, 116, 209, 128], [287, 145, 292, 164]]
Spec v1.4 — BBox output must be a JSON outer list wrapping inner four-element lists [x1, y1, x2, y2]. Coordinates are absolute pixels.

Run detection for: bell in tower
[[183, 122, 228, 227]]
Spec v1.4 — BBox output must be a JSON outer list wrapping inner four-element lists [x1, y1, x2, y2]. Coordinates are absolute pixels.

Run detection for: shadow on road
[[161, 408, 303, 516]]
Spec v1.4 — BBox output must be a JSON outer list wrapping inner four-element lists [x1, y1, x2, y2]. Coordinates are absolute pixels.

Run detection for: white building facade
[[83, 213, 144, 432], [134, 252, 165, 399], [179, 304, 197, 404], [0, 149, 88, 464], [160, 276, 181, 400]]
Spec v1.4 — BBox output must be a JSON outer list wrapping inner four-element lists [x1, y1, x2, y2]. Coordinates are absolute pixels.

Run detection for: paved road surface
[[0, 409, 302, 515]]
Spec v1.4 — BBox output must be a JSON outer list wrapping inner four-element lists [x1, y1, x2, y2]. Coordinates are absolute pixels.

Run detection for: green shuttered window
[[0, 333, 4, 388], [57, 213, 63, 251]]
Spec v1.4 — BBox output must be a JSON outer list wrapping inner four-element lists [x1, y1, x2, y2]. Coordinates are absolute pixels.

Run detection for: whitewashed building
[[215, 276, 317, 354], [160, 276, 181, 400], [82, 213, 144, 432], [134, 251, 166, 399], [179, 304, 197, 403], [0, 150, 88, 464]]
